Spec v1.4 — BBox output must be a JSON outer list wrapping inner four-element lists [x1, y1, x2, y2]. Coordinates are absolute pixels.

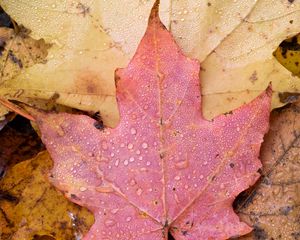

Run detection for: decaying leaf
[[235, 102, 300, 240], [0, 115, 44, 176], [0, 27, 50, 83], [28, 4, 271, 239], [0, 0, 298, 124], [0, 26, 50, 117], [274, 33, 300, 77], [0, 151, 94, 240]]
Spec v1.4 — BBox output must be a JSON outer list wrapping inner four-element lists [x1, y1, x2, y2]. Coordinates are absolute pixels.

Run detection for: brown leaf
[[236, 103, 300, 239]]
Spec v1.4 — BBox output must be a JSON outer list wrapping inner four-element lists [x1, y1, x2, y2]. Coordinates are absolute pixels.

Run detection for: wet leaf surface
[[0, 115, 44, 178], [28, 4, 271, 240], [0, 24, 51, 118], [0, 0, 299, 123], [0, 151, 94, 240], [235, 102, 300, 239]]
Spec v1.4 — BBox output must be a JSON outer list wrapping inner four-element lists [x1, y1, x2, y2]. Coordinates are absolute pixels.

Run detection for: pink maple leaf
[[32, 2, 271, 239]]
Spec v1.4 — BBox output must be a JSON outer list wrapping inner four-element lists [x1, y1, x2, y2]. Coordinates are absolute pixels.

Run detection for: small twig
[[0, 97, 35, 121]]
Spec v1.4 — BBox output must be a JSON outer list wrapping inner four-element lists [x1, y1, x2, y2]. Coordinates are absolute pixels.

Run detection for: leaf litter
[[1, 1, 300, 239]]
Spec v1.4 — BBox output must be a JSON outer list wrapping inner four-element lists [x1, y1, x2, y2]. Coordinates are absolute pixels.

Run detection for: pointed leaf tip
[[148, 0, 161, 24]]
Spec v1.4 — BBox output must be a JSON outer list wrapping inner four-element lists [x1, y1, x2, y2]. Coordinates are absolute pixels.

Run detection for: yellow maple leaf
[[0, 0, 299, 124]]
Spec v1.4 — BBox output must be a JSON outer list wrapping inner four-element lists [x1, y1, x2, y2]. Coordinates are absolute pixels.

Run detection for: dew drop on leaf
[[79, 186, 87, 192], [111, 208, 119, 214], [136, 188, 143, 196], [127, 143, 134, 149], [142, 142, 148, 149], [130, 128, 137, 135], [175, 159, 189, 169], [124, 159, 129, 166], [105, 219, 116, 227], [174, 176, 181, 181]]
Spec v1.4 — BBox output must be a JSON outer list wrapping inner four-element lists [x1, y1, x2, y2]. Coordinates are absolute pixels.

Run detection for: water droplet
[[129, 157, 135, 162], [129, 179, 136, 186], [175, 159, 189, 169], [136, 150, 141, 155], [126, 216, 132, 222], [199, 175, 204, 179], [124, 159, 129, 166], [236, 127, 240, 132], [115, 159, 120, 166], [142, 143, 148, 149], [111, 153, 115, 157], [127, 143, 134, 149], [105, 219, 115, 227], [95, 186, 114, 193], [80, 186, 87, 192], [136, 188, 143, 196], [203, 161, 208, 165], [130, 128, 137, 135], [146, 161, 151, 166], [174, 176, 181, 181], [111, 208, 119, 214]]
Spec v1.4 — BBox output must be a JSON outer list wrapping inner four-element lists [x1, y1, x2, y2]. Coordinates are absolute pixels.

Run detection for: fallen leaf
[[28, 4, 271, 239], [171, 0, 300, 118], [0, 0, 298, 125], [0, 26, 50, 118], [274, 33, 300, 77], [0, 151, 94, 240], [0, 27, 50, 84], [0, 0, 159, 126], [0, 115, 44, 175], [235, 102, 300, 240]]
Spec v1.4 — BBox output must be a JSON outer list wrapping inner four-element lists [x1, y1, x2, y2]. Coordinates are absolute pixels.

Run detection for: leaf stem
[[0, 97, 35, 121]]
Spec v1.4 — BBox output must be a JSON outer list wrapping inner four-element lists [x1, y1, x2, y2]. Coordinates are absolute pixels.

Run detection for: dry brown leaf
[[0, 151, 94, 240], [235, 102, 300, 239]]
